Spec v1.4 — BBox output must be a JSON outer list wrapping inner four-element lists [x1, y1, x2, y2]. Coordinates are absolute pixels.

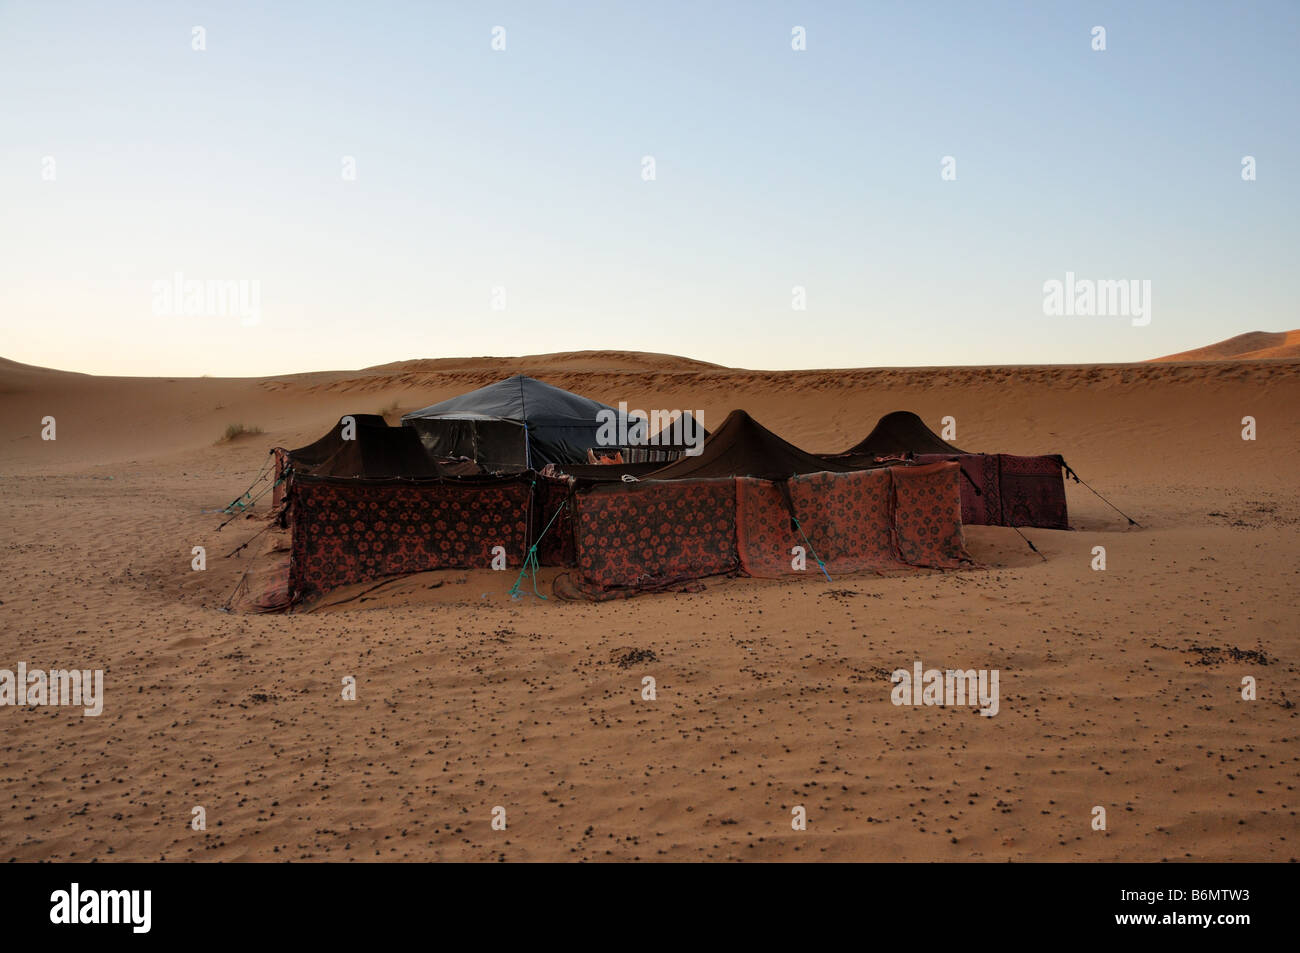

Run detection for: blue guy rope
[[218, 451, 275, 514], [791, 516, 833, 582], [508, 487, 567, 600]]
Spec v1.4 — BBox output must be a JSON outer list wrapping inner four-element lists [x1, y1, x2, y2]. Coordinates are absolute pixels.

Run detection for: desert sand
[[0, 346, 1296, 862]]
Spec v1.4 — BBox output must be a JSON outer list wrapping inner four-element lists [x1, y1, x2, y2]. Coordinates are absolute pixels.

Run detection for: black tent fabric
[[284, 415, 447, 479], [844, 411, 965, 456], [643, 410, 856, 480], [648, 410, 709, 444], [401, 375, 642, 471], [287, 414, 387, 468]]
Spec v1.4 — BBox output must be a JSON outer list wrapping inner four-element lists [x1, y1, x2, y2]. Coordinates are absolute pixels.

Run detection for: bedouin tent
[[273, 411, 552, 602], [912, 453, 1068, 530], [827, 410, 1068, 530], [400, 375, 644, 471], [834, 410, 966, 460], [281, 414, 446, 479], [286, 470, 543, 600], [547, 408, 851, 483], [647, 409, 857, 480], [273, 402, 975, 606], [270, 414, 480, 508], [549, 410, 972, 601]]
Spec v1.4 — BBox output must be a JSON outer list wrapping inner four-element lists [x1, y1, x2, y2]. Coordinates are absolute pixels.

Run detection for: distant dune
[[4, 346, 1298, 484], [365, 350, 726, 376], [1150, 329, 1300, 362]]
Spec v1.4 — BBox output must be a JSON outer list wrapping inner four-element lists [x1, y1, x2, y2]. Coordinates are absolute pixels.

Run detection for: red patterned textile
[[912, 453, 1065, 529], [286, 462, 980, 604], [556, 478, 738, 601], [997, 454, 1068, 530], [736, 469, 905, 577], [890, 462, 973, 568], [561, 465, 972, 600], [913, 453, 1002, 526], [535, 475, 577, 568], [288, 474, 532, 599]]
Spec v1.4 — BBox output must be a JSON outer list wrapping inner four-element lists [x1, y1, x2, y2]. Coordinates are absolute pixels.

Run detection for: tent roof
[[402, 374, 631, 426], [288, 414, 390, 468], [286, 415, 458, 479], [646, 409, 853, 480], [649, 409, 710, 441], [843, 411, 966, 456]]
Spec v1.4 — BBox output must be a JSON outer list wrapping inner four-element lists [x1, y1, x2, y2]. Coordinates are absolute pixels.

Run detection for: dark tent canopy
[[650, 409, 709, 443], [823, 410, 1071, 530], [840, 411, 966, 457], [284, 414, 449, 479], [646, 410, 855, 481], [401, 375, 642, 471]]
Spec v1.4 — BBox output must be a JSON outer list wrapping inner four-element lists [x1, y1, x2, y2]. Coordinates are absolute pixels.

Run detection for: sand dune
[[365, 350, 726, 376], [1150, 329, 1300, 362], [1, 350, 1297, 861], [5, 352, 1296, 482]]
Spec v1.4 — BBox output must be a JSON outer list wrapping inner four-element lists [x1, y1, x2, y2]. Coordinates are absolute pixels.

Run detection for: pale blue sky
[[1, 0, 1296, 377]]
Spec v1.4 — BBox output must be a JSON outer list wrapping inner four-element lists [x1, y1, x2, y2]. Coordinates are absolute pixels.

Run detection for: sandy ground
[[0, 351, 1296, 862]]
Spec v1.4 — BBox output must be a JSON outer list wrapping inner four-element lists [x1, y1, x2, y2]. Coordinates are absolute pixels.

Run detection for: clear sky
[[1, 0, 1296, 377]]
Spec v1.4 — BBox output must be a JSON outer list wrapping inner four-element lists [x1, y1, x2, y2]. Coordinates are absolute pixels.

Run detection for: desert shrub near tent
[[219, 423, 263, 443]]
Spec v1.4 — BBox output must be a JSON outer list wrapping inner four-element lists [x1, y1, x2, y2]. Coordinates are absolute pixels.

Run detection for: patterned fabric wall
[[288, 475, 532, 599], [559, 463, 972, 600], [913, 453, 1002, 526], [553, 478, 739, 601], [287, 461, 988, 604], [891, 462, 974, 569], [736, 469, 906, 577], [534, 475, 577, 568], [997, 454, 1068, 530], [913, 453, 1066, 529]]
